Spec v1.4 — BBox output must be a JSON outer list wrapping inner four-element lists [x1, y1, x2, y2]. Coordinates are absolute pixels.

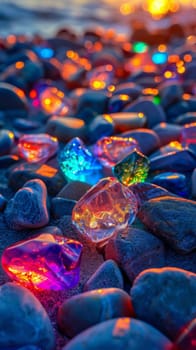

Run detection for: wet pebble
[[58, 288, 134, 337], [153, 122, 182, 146], [121, 128, 160, 155], [0, 283, 55, 349], [77, 90, 109, 115], [166, 100, 189, 120], [152, 172, 188, 197], [13, 118, 41, 131], [131, 267, 196, 340], [86, 114, 114, 143], [159, 81, 183, 109], [0, 154, 19, 168], [110, 112, 146, 132], [165, 248, 196, 274], [83, 260, 124, 292], [113, 82, 142, 100], [51, 197, 76, 218], [0, 193, 7, 211], [174, 112, 196, 125], [150, 149, 196, 173], [5, 179, 49, 230], [105, 228, 165, 283], [0, 129, 14, 156], [123, 97, 166, 128], [62, 317, 172, 350], [46, 116, 86, 143], [138, 196, 196, 253], [57, 181, 91, 201], [130, 182, 174, 207], [8, 163, 65, 195], [0, 82, 28, 113]]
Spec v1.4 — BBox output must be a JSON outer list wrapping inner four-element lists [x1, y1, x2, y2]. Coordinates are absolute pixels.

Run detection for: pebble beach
[[0, 1, 195, 349]]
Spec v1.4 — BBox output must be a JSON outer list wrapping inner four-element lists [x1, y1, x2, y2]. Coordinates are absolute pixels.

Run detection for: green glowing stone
[[113, 149, 149, 186], [133, 42, 148, 54], [153, 96, 161, 105]]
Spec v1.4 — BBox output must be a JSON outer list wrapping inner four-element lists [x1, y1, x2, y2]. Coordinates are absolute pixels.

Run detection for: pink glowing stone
[[93, 136, 139, 167], [18, 133, 58, 163], [1, 234, 83, 291]]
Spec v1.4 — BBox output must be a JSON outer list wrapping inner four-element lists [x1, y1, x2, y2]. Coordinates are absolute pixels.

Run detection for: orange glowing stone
[[72, 177, 138, 244], [18, 133, 58, 163], [1, 234, 83, 291], [40, 87, 70, 115]]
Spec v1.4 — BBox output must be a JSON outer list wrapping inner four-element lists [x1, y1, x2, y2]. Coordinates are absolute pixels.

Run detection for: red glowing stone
[[18, 133, 59, 163], [1, 234, 83, 291]]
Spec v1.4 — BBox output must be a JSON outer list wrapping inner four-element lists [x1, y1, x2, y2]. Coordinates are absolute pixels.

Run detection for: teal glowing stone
[[59, 137, 103, 185], [113, 149, 149, 186], [152, 52, 168, 65]]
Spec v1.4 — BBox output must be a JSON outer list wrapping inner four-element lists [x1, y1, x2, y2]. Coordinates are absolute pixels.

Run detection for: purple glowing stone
[[2, 234, 83, 291]]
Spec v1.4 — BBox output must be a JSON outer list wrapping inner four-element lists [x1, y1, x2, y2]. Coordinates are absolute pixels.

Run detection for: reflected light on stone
[[113, 318, 131, 336], [15, 61, 25, 69]]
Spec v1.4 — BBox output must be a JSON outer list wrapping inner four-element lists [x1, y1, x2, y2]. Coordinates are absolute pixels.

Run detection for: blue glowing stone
[[35, 47, 54, 59], [152, 52, 168, 65], [152, 172, 188, 197], [59, 137, 103, 185]]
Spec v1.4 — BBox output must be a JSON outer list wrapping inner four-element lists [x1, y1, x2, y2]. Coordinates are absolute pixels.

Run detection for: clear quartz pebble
[[72, 177, 138, 244]]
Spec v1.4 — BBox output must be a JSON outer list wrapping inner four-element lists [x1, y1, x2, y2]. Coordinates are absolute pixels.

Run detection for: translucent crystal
[[113, 149, 149, 186], [59, 137, 103, 185], [18, 133, 58, 163], [1, 234, 83, 291], [93, 136, 139, 167], [72, 177, 138, 244]]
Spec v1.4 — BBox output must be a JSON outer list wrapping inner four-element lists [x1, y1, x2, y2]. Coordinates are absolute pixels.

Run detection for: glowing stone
[[93, 136, 139, 167], [152, 52, 168, 65], [133, 42, 148, 54], [18, 133, 58, 163], [72, 177, 138, 244], [113, 149, 149, 186], [87, 65, 114, 90], [59, 137, 103, 185], [1, 233, 83, 291], [40, 87, 71, 115], [35, 47, 54, 59]]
